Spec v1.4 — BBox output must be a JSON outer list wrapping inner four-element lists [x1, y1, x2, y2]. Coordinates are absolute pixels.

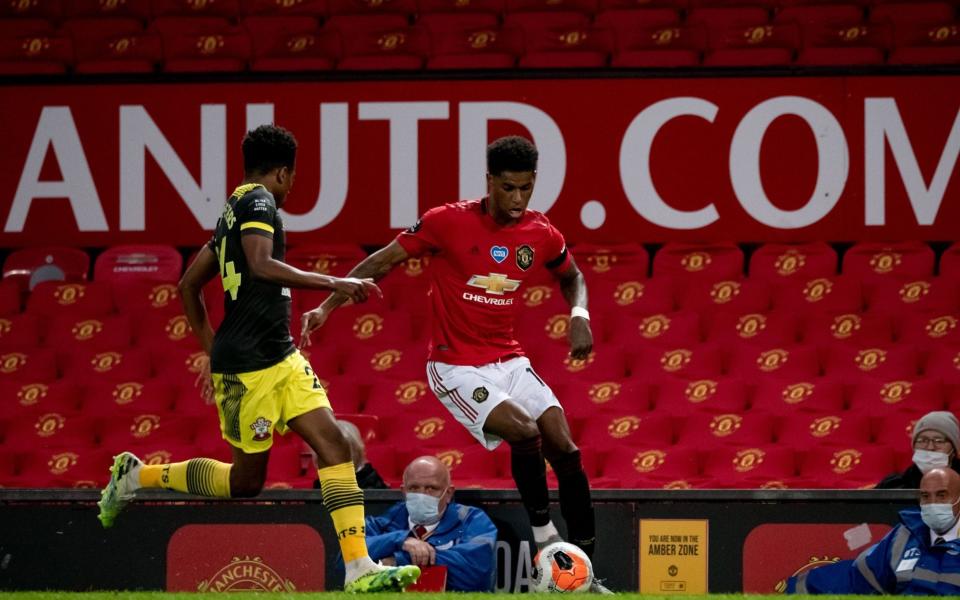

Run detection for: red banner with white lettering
[[1, 76, 958, 248]]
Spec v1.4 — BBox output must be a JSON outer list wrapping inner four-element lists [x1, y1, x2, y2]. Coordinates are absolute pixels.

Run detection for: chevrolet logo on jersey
[[466, 273, 521, 295]]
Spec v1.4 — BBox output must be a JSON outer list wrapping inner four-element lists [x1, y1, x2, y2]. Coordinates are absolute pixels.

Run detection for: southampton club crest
[[516, 244, 534, 271], [250, 416, 272, 441], [472, 386, 489, 403]]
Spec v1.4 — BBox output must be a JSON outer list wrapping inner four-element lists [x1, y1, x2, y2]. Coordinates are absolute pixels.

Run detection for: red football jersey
[[396, 198, 572, 365]]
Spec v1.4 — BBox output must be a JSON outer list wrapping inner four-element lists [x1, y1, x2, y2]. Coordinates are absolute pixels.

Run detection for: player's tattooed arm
[[555, 258, 593, 360]]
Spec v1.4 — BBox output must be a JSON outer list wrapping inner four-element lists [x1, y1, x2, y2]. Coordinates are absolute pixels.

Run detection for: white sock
[[532, 522, 560, 544], [344, 556, 379, 583]]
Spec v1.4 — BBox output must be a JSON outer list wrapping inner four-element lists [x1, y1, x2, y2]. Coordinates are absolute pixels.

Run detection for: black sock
[[550, 449, 596, 559], [510, 435, 551, 527]]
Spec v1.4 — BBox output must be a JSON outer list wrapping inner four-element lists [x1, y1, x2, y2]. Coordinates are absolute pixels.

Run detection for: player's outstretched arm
[[555, 258, 593, 360], [300, 240, 410, 348], [241, 234, 381, 302]]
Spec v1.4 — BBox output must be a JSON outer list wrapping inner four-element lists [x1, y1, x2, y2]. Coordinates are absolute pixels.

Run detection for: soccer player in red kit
[[301, 136, 608, 593]]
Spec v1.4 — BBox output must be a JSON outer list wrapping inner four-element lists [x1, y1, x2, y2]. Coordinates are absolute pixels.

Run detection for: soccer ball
[[531, 541, 593, 593]]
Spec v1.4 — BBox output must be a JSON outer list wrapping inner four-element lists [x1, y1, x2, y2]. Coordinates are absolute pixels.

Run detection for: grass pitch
[[0, 593, 872, 599]]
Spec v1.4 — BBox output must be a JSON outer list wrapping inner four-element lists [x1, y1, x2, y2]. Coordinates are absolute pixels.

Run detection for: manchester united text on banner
[[0, 77, 958, 246], [639, 519, 708, 594]]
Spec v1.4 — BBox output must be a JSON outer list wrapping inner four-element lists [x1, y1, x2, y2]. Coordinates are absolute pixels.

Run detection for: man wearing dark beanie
[[877, 411, 960, 489]]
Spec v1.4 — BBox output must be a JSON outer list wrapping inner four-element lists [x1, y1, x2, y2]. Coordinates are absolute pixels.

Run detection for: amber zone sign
[[639, 519, 708, 594]]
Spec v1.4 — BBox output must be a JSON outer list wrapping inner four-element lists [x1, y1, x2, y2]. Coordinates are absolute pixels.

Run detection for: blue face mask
[[406, 492, 444, 525], [921, 498, 960, 535]]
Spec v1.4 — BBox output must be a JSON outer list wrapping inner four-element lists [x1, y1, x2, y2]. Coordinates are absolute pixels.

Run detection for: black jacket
[[875, 458, 960, 489]]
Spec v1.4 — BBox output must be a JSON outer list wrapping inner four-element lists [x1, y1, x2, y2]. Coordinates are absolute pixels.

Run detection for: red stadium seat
[[679, 278, 772, 314], [748, 242, 838, 282], [73, 31, 162, 74], [152, 346, 208, 386], [325, 14, 411, 33], [336, 413, 380, 443], [506, 0, 597, 14], [363, 377, 435, 416], [631, 344, 724, 381], [687, 7, 770, 29], [61, 348, 151, 383], [245, 0, 329, 16], [899, 313, 960, 345], [800, 312, 894, 346], [771, 276, 864, 314], [530, 344, 627, 384], [578, 411, 673, 448], [558, 378, 650, 418], [308, 306, 413, 347], [595, 8, 680, 34], [94, 245, 183, 284], [97, 408, 199, 449], [45, 314, 133, 351], [727, 344, 821, 380], [601, 446, 700, 487], [516, 310, 580, 348], [15, 448, 112, 488], [924, 345, 960, 383], [328, 0, 417, 17], [800, 445, 896, 488], [378, 256, 432, 318], [848, 378, 944, 416], [249, 26, 339, 71], [590, 277, 675, 316], [874, 411, 926, 448], [0, 35, 73, 75], [342, 344, 428, 380], [652, 242, 744, 282], [502, 10, 588, 33], [27, 281, 114, 318], [518, 26, 612, 67], [676, 411, 776, 448], [796, 23, 890, 65], [612, 311, 701, 348], [62, 0, 151, 19], [149, 16, 236, 34], [703, 24, 798, 67], [318, 377, 370, 415], [337, 26, 428, 69], [941, 243, 960, 279], [777, 412, 872, 448], [0, 349, 58, 383], [265, 442, 313, 489], [417, 12, 498, 32], [0, 1, 59, 18], [866, 278, 959, 314], [0, 19, 53, 37], [869, 2, 955, 27], [419, 446, 500, 480], [3, 247, 89, 290], [384, 413, 476, 447], [137, 313, 199, 351], [60, 17, 143, 38], [82, 380, 177, 416], [417, 0, 505, 15], [0, 314, 41, 350], [751, 378, 846, 415], [701, 446, 796, 489], [611, 25, 704, 67], [823, 344, 919, 379], [425, 26, 520, 70], [0, 279, 21, 317], [114, 281, 183, 317], [653, 376, 747, 415], [774, 4, 863, 27], [890, 29, 960, 65], [0, 381, 79, 421], [574, 243, 649, 283], [161, 30, 252, 72], [706, 311, 799, 346], [843, 241, 936, 282], [4, 412, 98, 451], [152, 0, 242, 17]]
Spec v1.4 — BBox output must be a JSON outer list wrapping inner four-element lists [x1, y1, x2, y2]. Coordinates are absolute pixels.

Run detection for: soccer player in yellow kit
[[97, 124, 419, 593]]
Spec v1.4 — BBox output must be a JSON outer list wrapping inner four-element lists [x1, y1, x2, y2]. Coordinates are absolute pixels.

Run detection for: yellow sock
[[139, 459, 232, 498], [318, 461, 368, 563]]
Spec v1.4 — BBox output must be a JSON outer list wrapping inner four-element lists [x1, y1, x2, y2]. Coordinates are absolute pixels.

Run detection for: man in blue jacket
[[788, 467, 960, 595], [365, 455, 497, 591]]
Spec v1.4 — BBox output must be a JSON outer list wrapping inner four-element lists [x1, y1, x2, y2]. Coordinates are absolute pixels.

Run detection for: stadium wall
[[1, 74, 959, 247], [0, 488, 916, 593]]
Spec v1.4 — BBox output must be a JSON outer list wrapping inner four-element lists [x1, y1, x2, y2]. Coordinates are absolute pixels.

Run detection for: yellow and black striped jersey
[[208, 183, 294, 374]]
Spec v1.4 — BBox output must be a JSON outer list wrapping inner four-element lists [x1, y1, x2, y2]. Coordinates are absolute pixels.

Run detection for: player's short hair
[[487, 136, 538, 176], [242, 124, 297, 175]]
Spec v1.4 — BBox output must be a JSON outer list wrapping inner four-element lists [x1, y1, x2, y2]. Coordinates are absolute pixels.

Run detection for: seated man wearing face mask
[[877, 411, 960, 489], [788, 467, 960, 595], [363, 455, 497, 592]]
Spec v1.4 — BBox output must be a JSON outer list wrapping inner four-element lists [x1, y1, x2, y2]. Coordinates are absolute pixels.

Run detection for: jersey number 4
[[218, 238, 242, 301]]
